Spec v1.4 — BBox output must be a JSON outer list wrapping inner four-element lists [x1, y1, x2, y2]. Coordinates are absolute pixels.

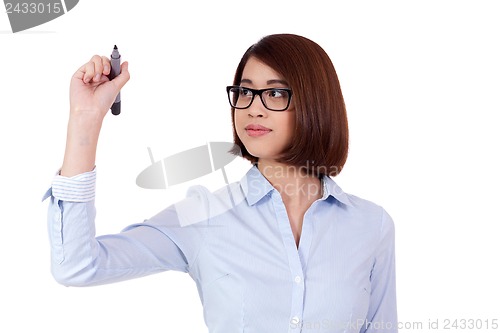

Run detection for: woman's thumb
[[111, 61, 130, 91]]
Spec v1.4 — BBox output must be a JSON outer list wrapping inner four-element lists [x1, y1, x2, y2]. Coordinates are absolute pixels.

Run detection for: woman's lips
[[245, 124, 272, 137]]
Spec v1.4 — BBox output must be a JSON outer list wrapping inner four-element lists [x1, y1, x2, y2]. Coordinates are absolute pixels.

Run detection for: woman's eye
[[238, 89, 251, 98], [267, 89, 285, 98]]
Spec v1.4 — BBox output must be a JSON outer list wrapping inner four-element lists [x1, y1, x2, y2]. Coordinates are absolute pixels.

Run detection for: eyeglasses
[[226, 85, 293, 111]]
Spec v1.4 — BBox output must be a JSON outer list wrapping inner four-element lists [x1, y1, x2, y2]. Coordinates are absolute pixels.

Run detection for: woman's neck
[[257, 159, 322, 205]]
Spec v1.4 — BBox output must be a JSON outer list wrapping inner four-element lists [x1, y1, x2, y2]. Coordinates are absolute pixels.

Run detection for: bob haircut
[[231, 34, 349, 177]]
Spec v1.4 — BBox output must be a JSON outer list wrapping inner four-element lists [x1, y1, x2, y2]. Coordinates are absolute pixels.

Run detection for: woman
[[44, 34, 397, 332]]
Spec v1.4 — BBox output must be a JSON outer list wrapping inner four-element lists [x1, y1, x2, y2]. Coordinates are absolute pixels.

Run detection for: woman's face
[[234, 57, 295, 163]]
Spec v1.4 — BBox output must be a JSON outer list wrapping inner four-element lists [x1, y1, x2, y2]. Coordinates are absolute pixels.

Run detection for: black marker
[[109, 45, 121, 115]]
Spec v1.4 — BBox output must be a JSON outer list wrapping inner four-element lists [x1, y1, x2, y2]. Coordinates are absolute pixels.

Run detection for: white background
[[1, 0, 499, 332]]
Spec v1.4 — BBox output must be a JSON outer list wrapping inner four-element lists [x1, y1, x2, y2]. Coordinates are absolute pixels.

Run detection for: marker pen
[[109, 45, 121, 115]]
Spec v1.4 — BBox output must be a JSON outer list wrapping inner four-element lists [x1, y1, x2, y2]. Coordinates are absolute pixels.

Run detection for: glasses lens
[[228, 87, 252, 109], [262, 89, 291, 111]]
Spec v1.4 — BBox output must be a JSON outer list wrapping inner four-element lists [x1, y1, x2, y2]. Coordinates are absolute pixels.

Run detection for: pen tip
[[114, 45, 118, 49]]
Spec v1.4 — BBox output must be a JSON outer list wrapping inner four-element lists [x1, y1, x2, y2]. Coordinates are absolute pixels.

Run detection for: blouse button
[[294, 276, 302, 284]]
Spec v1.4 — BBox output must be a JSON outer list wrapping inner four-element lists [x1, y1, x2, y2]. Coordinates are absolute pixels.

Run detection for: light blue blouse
[[44, 165, 397, 332]]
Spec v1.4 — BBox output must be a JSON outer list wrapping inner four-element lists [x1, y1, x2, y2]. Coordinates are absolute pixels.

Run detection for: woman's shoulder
[[342, 191, 395, 236], [344, 192, 386, 212], [324, 176, 394, 231]]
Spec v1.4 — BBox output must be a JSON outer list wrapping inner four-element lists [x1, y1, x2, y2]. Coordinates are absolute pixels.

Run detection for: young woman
[[44, 34, 397, 332]]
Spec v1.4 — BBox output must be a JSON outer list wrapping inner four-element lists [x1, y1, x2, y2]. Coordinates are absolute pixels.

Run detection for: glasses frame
[[226, 85, 293, 112]]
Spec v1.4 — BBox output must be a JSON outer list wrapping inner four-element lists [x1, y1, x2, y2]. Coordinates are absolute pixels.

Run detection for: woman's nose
[[247, 96, 267, 117]]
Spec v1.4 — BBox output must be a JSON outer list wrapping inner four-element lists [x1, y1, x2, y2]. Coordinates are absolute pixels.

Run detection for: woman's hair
[[231, 33, 349, 177]]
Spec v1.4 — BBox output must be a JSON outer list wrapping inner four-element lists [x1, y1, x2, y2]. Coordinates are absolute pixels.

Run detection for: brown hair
[[231, 34, 349, 177]]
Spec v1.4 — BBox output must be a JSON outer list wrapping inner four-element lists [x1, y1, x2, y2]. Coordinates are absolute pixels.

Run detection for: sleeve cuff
[[48, 168, 97, 202]]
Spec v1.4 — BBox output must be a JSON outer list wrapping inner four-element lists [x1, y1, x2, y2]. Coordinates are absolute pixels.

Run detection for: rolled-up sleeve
[[51, 169, 97, 202]]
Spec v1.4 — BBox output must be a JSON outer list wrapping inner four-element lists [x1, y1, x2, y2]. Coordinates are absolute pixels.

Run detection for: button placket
[[271, 191, 306, 333]]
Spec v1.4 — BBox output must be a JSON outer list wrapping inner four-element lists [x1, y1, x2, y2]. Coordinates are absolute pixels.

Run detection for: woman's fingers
[[72, 55, 129, 92], [82, 58, 95, 83], [77, 55, 112, 84], [91, 55, 103, 82], [103, 57, 111, 76]]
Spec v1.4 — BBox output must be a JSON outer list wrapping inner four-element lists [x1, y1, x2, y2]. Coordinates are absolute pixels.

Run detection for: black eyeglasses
[[226, 86, 293, 111]]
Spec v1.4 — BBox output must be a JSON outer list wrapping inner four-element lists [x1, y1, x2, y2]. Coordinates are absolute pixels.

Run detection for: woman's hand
[[69, 55, 130, 120], [60, 55, 130, 177]]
